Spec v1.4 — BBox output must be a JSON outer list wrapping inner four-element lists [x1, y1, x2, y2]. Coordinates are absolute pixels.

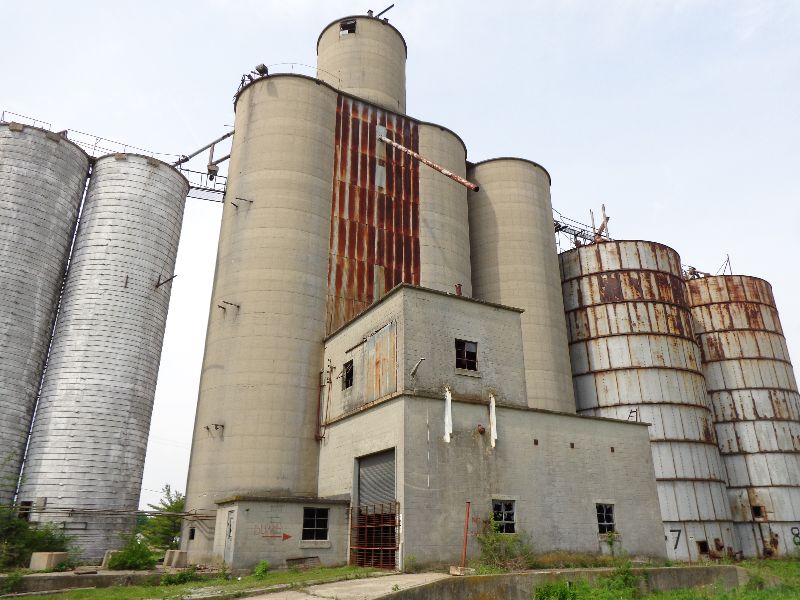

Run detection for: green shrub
[[534, 580, 578, 600], [253, 559, 271, 578], [1, 571, 24, 594], [107, 535, 157, 570], [475, 517, 536, 571], [403, 554, 418, 573], [0, 505, 70, 568], [161, 566, 200, 585]]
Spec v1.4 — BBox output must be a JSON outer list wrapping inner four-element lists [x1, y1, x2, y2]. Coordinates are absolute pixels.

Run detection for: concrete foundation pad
[[29, 552, 69, 571]]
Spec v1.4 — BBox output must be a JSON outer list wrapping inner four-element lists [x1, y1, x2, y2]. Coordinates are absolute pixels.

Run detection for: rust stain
[[326, 96, 420, 334]]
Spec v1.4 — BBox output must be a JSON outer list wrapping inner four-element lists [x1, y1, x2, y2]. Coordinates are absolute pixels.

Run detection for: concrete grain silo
[[687, 275, 800, 557], [560, 241, 737, 560], [468, 159, 574, 413], [183, 75, 339, 562], [18, 153, 187, 560], [0, 123, 89, 504], [317, 16, 407, 114], [418, 124, 471, 296]]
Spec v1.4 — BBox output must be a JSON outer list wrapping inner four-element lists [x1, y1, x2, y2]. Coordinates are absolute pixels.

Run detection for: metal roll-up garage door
[[358, 449, 395, 506]]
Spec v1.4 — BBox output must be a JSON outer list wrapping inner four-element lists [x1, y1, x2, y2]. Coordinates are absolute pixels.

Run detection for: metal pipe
[[461, 501, 471, 568], [378, 136, 479, 191], [173, 130, 234, 166]]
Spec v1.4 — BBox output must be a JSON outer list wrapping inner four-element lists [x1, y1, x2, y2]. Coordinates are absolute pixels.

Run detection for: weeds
[[160, 566, 201, 585], [107, 535, 157, 571], [475, 517, 536, 571], [253, 559, 271, 578]]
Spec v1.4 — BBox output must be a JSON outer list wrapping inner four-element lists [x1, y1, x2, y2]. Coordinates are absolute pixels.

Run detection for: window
[[455, 339, 478, 371], [492, 500, 515, 533], [302, 507, 329, 540], [752, 505, 765, 519], [188, 527, 196, 541], [340, 19, 357, 35], [596, 503, 615, 534], [696, 540, 710, 556], [18, 501, 32, 522], [343, 360, 354, 390]]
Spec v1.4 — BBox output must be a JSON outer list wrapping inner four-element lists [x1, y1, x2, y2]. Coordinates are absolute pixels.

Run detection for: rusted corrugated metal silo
[[687, 275, 800, 557]]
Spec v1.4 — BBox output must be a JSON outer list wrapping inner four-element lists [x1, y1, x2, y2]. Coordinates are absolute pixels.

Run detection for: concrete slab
[[247, 573, 449, 599]]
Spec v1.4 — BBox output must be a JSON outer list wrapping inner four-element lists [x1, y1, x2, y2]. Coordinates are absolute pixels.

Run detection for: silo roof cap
[[317, 15, 408, 56]]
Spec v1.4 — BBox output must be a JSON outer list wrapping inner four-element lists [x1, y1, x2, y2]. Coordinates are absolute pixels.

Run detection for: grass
[[14, 565, 378, 600]]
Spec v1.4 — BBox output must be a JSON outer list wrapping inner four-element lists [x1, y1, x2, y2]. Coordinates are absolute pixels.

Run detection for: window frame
[[491, 499, 515, 534], [342, 360, 354, 390], [302, 507, 330, 541], [596, 503, 615, 535], [455, 339, 478, 372]]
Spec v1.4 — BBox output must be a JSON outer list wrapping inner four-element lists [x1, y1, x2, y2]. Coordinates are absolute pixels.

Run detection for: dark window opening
[[492, 500, 515, 534], [752, 505, 765, 519], [340, 19, 357, 35], [302, 507, 329, 541], [696, 540, 710, 556], [18, 501, 32, 521], [533, 439, 538, 446], [343, 360, 354, 390], [570, 442, 575, 449], [188, 527, 196, 540], [610, 447, 615, 453], [455, 339, 478, 371], [596, 503, 615, 534]]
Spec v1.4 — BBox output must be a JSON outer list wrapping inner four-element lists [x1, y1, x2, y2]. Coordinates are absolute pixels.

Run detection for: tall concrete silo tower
[[560, 241, 737, 560], [18, 154, 187, 561], [467, 159, 574, 412], [0, 123, 89, 504], [183, 14, 473, 562], [317, 16, 406, 113], [687, 275, 800, 557]]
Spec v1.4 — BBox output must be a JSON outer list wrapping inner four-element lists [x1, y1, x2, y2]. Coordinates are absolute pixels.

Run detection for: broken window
[[455, 339, 478, 371], [17, 501, 32, 522], [596, 503, 615, 534], [492, 500, 515, 533], [751, 505, 765, 519], [343, 360, 354, 390], [340, 19, 357, 35], [302, 507, 329, 541], [188, 527, 196, 540], [696, 540, 710, 556]]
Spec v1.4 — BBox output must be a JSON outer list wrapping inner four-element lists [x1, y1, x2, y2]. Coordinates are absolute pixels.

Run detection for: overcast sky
[[3, 0, 798, 509]]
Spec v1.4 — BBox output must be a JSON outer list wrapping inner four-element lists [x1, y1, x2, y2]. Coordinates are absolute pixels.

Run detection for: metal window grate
[[349, 502, 399, 569], [343, 360, 354, 390]]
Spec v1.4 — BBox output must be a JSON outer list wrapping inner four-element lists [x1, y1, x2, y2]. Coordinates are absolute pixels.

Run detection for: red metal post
[[378, 136, 479, 191], [461, 501, 471, 568]]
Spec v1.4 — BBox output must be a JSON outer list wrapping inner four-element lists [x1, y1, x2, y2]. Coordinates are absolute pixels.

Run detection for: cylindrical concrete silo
[[417, 123, 471, 296], [317, 15, 407, 114], [18, 153, 187, 561], [0, 123, 89, 504], [182, 75, 338, 563], [687, 275, 800, 557], [468, 159, 574, 412], [560, 240, 737, 561]]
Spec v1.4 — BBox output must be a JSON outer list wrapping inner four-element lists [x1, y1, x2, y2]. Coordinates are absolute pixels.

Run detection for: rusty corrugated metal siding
[[560, 240, 738, 561], [688, 275, 800, 557], [326, 95, 420, 334]]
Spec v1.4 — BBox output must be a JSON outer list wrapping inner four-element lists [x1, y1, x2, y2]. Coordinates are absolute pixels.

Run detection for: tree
[[138, 485, 185, 550]]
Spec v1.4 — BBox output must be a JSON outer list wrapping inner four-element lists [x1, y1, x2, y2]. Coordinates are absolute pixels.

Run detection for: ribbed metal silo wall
[[468, 159, 574, 413], [317, 16, 407, 114], [17, 153, 187, 561], [418, 124, 471, 296], [687, 275, 800, 557], [0, 123, 89, 504], [183, 75, 337, 563], [560, 241, 738, 561]]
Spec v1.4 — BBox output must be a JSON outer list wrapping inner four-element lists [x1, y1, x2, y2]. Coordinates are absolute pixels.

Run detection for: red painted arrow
[[262, 533, 292, 541]]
